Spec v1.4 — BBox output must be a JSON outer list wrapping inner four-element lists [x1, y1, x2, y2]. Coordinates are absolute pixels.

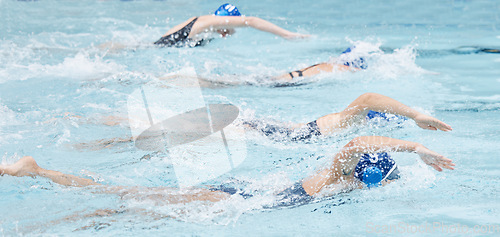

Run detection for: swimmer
[[0, 136, 454, 207], [69, 92, 451, 150], [275, 46, 368, 81], [154, 3, 310, 47], [244, 92, 452, 142]]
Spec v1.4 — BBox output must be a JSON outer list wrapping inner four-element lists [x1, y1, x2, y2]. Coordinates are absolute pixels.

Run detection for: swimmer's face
[[217, 28, 235, 37]]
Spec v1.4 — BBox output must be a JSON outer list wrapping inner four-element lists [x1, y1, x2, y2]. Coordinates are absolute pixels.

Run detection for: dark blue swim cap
[[354, 153, 397, 188], [214, 3, 241, 16]]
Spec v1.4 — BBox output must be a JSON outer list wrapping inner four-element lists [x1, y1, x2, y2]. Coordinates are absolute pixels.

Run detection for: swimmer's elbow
[[344, 136, 372, 153], [347, 136, 368, 146], [342, 137, 360, 154], [243, 16, 257, 27], [356, 92, 380, 108]]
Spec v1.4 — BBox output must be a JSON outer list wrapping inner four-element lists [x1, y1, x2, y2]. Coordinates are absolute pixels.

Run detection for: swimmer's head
[[214, 3, 241, 16], [360, 166, 383, 188], [340, 46, 368, 69], [354, 152, 396, 188]]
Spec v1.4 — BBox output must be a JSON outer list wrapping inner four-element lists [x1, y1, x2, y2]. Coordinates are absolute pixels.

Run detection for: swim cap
[[366, 110, 406, 122], [354, 153, 398, 188], [340, 46, 368, 69], [362, 167, 383, 187], [214, 3, 241, 16]]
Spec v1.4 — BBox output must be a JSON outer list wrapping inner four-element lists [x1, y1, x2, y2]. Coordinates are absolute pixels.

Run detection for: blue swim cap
[[366, 110, 406, 122], [362, 166, 383, 188], [214, 3, 241, 16], [354, 153, 398, 188], [341, 47, 353, 54], [340, 46, 368, 69]]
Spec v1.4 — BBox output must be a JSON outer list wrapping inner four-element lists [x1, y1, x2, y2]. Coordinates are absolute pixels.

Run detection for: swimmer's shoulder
[[161, 16, 199, 37], [194, 15, 251, 29], [184, 15, 221, 37]]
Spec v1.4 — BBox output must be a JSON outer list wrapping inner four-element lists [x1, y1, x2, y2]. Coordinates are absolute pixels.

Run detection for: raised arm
[[348, 93, 452, 131], [192, 15, 310, 39], [333, 136, 454, 172], [243, 16, 310, 39], [316, 93, 453, 134], [301, 136, 455, 195]]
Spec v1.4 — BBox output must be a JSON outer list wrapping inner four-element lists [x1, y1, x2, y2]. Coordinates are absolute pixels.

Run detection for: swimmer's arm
[[274, 63, 329, 81], [72, 137, 134, 151], [194, 15, 310, 39], [347, 93, 453, 131], [242, 16, 310, 39], [301, 136, 454, 195], [293, 63, 347, 77], [337, 136, 455, 172], [274, 63, 352, 81], [0, 156, 101, 187]]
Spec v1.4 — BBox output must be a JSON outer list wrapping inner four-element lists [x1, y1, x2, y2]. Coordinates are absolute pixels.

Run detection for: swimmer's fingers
[[432, 162, 455, 172], [415, 115, 453, 132], [285, 33, 312, 40], [416, 146, 455, 171], [295, 33, 312, 39], [428, 156, 455, 171], [441, 162, 456, 170], [429, 163, 443, 172], [298, 34, 312, 39], [439, 158, 455, 170], [424, 120, 452, 131], [433, 120, 453, 132], [418, 124, 438, 131]]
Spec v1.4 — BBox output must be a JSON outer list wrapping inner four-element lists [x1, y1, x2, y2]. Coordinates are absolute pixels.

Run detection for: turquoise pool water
[[1, 0, 499, 235]]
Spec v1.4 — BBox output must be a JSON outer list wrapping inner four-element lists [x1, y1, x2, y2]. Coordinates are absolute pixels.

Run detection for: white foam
[[0, 102, 23, 145], [0, 102, 18, 126], [114, 172, 296, 225], [0, 44, 125, 83], [1, 154, 22, 166], [347, 40, 428, 79], [119, 188, 253, 225], [198, 40, 429, 86], [43, 52, 125, 80]]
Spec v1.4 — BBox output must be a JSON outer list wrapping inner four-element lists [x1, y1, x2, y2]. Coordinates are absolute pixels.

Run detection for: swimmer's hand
[[284, 32, 312, 40], [416, 145, 455, 171], [414, 114, 452, 132]]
